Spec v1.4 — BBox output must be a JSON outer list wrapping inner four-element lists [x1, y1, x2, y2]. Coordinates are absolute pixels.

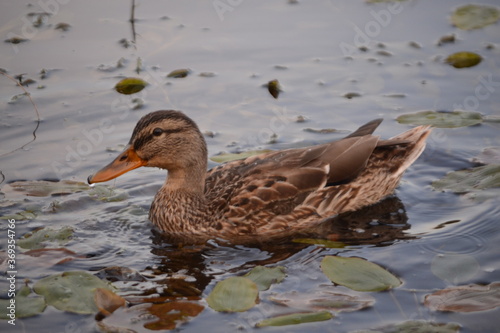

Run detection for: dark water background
[[1, 0, 500, 332]]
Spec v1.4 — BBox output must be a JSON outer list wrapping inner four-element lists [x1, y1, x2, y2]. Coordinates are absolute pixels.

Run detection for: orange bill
[[88, 145, 146, 184]]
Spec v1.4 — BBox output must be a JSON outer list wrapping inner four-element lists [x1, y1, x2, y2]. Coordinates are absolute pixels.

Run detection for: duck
[[88, 110, 431, 245]]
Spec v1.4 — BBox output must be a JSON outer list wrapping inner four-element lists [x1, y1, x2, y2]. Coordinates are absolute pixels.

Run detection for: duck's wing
[[204, 119, 387, 220]]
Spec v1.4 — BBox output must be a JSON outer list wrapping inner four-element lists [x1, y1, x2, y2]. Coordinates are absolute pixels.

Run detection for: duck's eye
[[152, 128, 163, 136]]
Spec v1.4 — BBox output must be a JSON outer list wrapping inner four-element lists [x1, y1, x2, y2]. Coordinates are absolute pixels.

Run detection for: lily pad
[[0, 286, 46, 319], [244, 266, 286, 291], [293, 238, 346, 248], [396, 110, 483, 128], [267, 79, 282, 99], [451, 4, 500, 30], [321, 256, 401, 292], [18, 226, 74, 250], [445, 52, 482, 68], [424, 282, 500, 312], [167, 68, 190, 78], [33, 271, 114, 314], [352, 320, 461, 333], [256, 311, 333, 327], [114, 77, 148, 95], [210, 150, 272, 163], [432, 164, 500, 193], [206, 276, 258, 312], [8, 180, 89, 197]]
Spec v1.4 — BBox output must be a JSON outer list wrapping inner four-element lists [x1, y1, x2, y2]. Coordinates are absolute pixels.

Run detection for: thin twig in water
[[129, 0, 137, 45], [0, 71, 41, 158]]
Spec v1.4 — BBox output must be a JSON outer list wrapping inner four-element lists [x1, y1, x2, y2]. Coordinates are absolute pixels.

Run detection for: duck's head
[[88, 110, 207, 184]]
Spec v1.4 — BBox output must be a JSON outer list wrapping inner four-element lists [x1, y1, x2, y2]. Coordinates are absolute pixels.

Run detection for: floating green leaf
[[167, 68, 190, 78], [33, 271, 114, 314], [0, 286, 46, 319], [396, 110, 483, 128], [114, 77, 148, 95], [424, 282, 500, 313], [451, 4, 500, 30], [445, 52, 482, 68], [431, 254, 479, 284], [267, 79, 282, 99], [256, 311, 333, 327], [293, 238, 346, 248], [321, 256, 401, 292], [432, 164, 500, 193], [353, 320, 461, 333], [244, 266, 286, 291], [8, 180, 89, 197], [210, 150, 272, 163], [18, 226, 74, 250], [206, 277, 258, 312]]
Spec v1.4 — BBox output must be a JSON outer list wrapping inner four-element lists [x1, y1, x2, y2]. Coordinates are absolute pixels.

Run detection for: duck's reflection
[[149, 195, 411, 290]]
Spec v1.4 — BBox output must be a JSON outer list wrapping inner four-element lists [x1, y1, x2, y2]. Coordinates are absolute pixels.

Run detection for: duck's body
[[88, 110, 431, 244]]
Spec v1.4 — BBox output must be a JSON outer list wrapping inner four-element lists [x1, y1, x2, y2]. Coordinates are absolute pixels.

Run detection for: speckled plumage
[[88, 110, 431, 245]]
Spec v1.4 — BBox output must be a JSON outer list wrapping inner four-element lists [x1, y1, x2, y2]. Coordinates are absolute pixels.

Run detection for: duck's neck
[[163, 167, 206, 193], [149, 166, 210, 234]]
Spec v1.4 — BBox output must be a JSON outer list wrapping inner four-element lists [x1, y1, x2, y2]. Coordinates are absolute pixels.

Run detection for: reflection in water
[[98, 195, 414, 330]]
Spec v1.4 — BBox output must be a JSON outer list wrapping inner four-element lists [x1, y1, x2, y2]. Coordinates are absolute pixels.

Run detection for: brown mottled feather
[[88, 110, 431, 244]]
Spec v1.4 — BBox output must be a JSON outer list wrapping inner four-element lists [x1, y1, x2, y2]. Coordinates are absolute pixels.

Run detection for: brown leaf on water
[[23, 248, 84, 267], [94, 288, 127, 317], [424, 282, 500, 312]]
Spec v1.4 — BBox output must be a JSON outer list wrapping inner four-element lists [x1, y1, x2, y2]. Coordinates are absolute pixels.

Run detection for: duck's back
[[203, 120, 430, 240]]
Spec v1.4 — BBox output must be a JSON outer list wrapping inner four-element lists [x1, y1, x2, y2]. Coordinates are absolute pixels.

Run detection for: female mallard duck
[[88, 110, 431, 244]]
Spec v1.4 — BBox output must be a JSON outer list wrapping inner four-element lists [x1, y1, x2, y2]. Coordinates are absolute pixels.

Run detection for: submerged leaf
[[167, 68, 190, 78], [321, 256, 401, 292], [445, 52, 482, 68], [244, 266, 286, 291], [396, 110, 483, 128], [424, 282, 500, 312], [0, 286, 46, 319], [354, 320, 461, 333], [472, 147, 500, 165], [270, 289, 374, 313], [256, 311, 333, 327], [206, 277, 258, 312], [8, 180, 89, 197], [144, 301, 204, 330], [432, 164, 500, 193], [431, 254, 479, 284], [33, 271, 114, 314], [114, 77, 148, 95], [18, 226, 74, 250], [210, 150, 272, 163], [451, 4, 500, 30], [293, 238, 346, 248]]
